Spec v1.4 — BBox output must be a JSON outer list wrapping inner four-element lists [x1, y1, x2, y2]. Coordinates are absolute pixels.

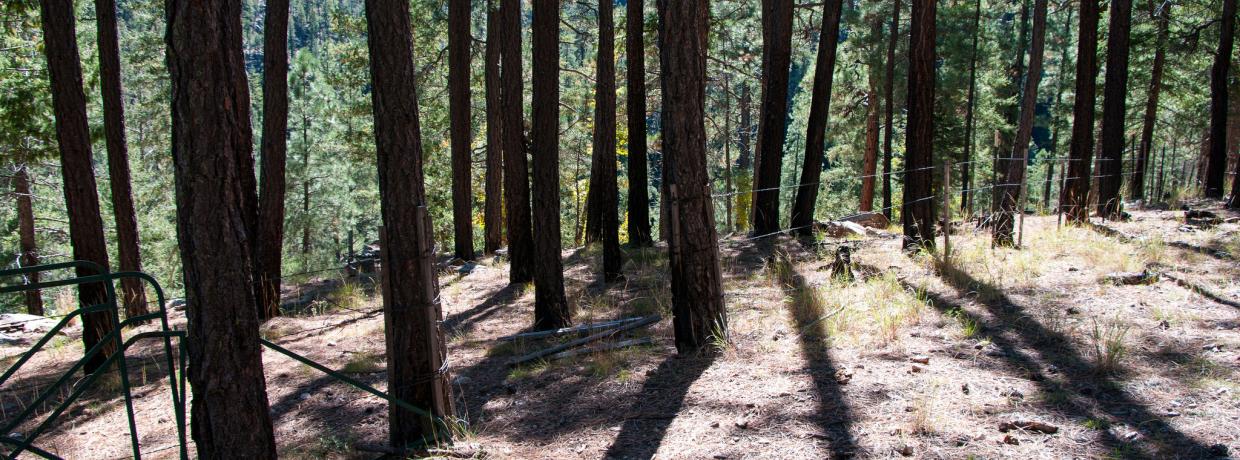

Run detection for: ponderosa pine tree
[[1133, 2, 1170, 202], [994, 0, 1047, 247], [39, 0, 117, 375], [882, 0, 902, 220], [531, 0, 572, 330], [960, 0, 980, 215], [657, 0, 726, 353], [1043, 9, 1072, 210], [789, 0, 843, 235], [95, 0, 148, 319], [585, 0, 622, 280], [1061, 0, 1100, 223], [993, 0, 1028, 219], [363, 0, 454, 446], [1207, 0, 1236, 199], [501, 0, 535, 284], [484, 1, 504, 253], [12, 165, 42, 315], [734, 84, 753, 232], [902, 0, 935, 249], [166, 0, 277, 455], [752, 0, 793, 235], [1096, 0, 1133, 218], [450, 0, 475, 261], [255, 0, 289, 320], [626, 0, 654, 246]]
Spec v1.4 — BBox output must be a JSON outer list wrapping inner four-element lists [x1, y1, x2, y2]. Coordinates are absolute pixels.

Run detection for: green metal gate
[[0, 261, 448, 459]]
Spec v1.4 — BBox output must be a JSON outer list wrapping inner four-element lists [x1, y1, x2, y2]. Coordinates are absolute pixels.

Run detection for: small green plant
[[342, 351, 383, 374], [709, 317, 732, 353], [947, 307, 980, 339], [1083, 418, 1110, 430], [1090, 318, 1130, 375]]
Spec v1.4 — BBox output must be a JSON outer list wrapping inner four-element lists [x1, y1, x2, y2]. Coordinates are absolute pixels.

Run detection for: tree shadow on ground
[[770, 251, 859, 458], [444, 284, 522, 338], [885, 257, 1220, 458], [601, 353, 714, 460]]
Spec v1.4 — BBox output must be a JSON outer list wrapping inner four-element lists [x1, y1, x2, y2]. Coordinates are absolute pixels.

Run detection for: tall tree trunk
[[960, 0, 981, 216], [531, 0, 572, 330], [1043, 10, 1071, 210], [723, 74, 734, 229], [363, 0, 454, 446], [96, 0, 148, 319], [39, 0, 117, 375], [734, 84, 753, 232], [1096, 0, 1133, 217], [13, 166, 43, 315], [166, 0, 276, 455], [1060, 0, 1100, 223], [501, 0, 535, 283], [752, 0, 793, 235], [587, 0, 622, 280], [994, 0, 1029, 217], [1208, 0, 1237, 198], [658, 0, 726, 353], [626, 0, 654, 245], [994, 0, 1047, 247], [882, 0, 902, 220], [255, 0, 288, 321], [450, 0, 475, 260], [903, 0, 936, 249], [860, 85, 880, 212], [789, 0, 844, 235], [1133, 2, 1170, 202], [484, 1, 505, 254]]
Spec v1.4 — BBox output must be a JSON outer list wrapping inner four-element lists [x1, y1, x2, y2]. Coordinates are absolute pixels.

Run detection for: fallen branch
[[1163, 272, 1240, 309], [508, 315, 661, 367], [496, 316, 649, 342], [546, 337, 654, 361]]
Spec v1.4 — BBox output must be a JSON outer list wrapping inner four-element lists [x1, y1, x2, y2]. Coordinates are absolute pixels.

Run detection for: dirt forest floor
[[2, 202, 1239, 459]]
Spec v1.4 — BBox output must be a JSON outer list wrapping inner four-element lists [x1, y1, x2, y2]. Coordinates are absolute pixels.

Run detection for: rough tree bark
[[902, 0, 936, 249], [1096, 0, 1133, 218], [531, 0, 572, 330], [255, 0, 288, 321], [658, 0, 727, 353], [13, 166, 43, 315], [586, 0, 623, 280], [789, 0, 844, 235], [500, 0, 535, 284], [450, 0, 475, 261], [994, 0, 1047, 247], [626, 0, 654, 245], [882, 0, 902, 220], [96, 0, 148, 319], [363, 0, 455, 446], [752, 0, 793, 235], [484, 1, 505, 254], [960, 0, 980, 215], [1060, 0, 1099, 223], [1133, 2, 1170, 202], [166, 0, 277, 455], [1209, 0, 1237, 198], [39, 0, 117, 375]]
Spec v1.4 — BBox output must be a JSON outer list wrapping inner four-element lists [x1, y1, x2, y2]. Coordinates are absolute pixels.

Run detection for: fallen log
[[496, 316, 649, 342], [507, 315, 661, 367], [1163, 273, 1240, 309], [546, 337, 654, 361]]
